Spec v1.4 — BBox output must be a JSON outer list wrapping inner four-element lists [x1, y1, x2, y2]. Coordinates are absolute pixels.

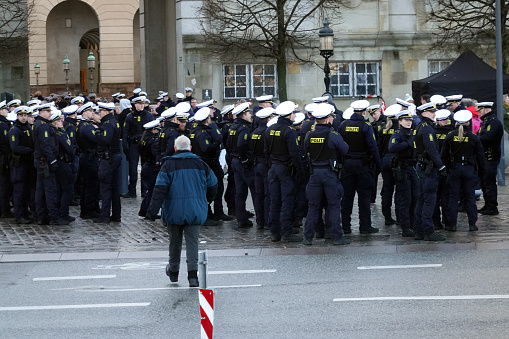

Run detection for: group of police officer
[[0, 88, 504, 246]]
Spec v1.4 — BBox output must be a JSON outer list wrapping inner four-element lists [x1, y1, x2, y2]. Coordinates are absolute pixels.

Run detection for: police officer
[[226, 103, 256, 227], [76, 102, 100, 219], [158, 107, 179, 160], [303, 104, 350, 245], [414, 103, 446, 241], [51, 111, 76, 223], [441, 110, 485, 231], [368, 104, 384, 203], [191, 104, 231, 223], [432, 108, 454, 229], [8, 106, 35, 223], [250, 107, 274, 229], [476, 101, 503, 215], [292, 111, 308, 227], [446, 94, 465, 114], [220, 104, 236, 216], [264, 101, 304, 242], [252, 95, 274, 128], [138, 120, 161, 218], [338, 100, 381, 234], [95, 102, 122, 223], [122, 96, 155, 198], [62, 104, 79, 206], [33, 103, 68, 225], [388, 110, 418, 237], [0, 100, 13, 218]]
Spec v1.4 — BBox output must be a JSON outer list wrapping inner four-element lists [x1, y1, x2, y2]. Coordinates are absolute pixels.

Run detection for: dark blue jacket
[[148, 152, 218, 225]]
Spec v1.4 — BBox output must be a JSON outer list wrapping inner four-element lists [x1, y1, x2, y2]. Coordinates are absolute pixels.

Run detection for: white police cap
[[77, 102, 94, 114], [62, 104, 79, 115], [454, 109, 472, 123], [256, 107, 276, 119], [143, 120, 160, 129], [132, 96, 148, 104], [383, 104, 401, 117], [133, 88, 142, 94], [446, 94, 463, 102], [27, 99, 41, 107], [13, 106, 30, 115], [161, 107, 177, 119], [435, 109, 451, 121], [304, 103, 319, 113], [293, 112, 305, 125], [396, 98, 411, 108], [197, 99, 214, 109], [185, 87, 193, 92], [477, 102, 494, 108], [6, 112, 16, 122], [50, 110, 63, 121], [342, 107, 354, 120], [0, 100, 6, 109], [112, 92, 121, 97], [312, 96, 329, 103], [156, 96, 164, 101], [267, 116, 279, 127], [232, 102, 252, 116], [176, 111, 190, 121], [221, 104, 235, 115], [430, 94, 447, 105], [275, 101, 297, 116], [189, 116, 196, 122], [395, 110, 413, 120], [311, 104, 334, 119], [176, 93, 185, 99], [405, 93, 414, 102], [36, 102, 54, 111], [157, 116, 165, 122], [175, 101, 191, 114], [7, 99, 21, 108], [368, 105, 380, 114], [71, 96, 85, 105], [117, 93, 126, 99], [417, 102, 436, 113], [194, 107, 211, 122], [256, 95, 273, 103], [160, 92, 168, 97], [350, 99, 370, 111], [31, 110, 39, 118], [97, 102, 115, 111]]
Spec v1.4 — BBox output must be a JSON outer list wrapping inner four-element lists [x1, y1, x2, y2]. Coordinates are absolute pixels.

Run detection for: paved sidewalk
[[1, 172, 508, 261]]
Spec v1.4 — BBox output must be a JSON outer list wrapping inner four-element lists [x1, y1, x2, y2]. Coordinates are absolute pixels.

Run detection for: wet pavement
[[1, 171, 508, 260]]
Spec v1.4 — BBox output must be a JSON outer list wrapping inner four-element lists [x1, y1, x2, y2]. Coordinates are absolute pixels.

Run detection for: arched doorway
[[80, 28, 99, 94], [45, 0, 99, 94]]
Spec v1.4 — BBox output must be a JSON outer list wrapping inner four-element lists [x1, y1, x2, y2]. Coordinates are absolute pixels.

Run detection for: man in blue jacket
[[146, 135, 217, 287]]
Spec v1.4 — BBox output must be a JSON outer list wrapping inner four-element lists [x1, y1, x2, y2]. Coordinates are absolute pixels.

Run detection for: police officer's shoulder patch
[[44, 131, 48, 138], [429, 134, 433, 142]]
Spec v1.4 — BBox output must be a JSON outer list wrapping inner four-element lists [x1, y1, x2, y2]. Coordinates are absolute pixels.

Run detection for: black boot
[[188, 270, 199, 287]]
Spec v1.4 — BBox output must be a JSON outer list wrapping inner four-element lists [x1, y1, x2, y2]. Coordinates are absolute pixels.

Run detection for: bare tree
[[199, 0, 343, 101], [0, 0, 34, 64], [424, 0, 509, 71]]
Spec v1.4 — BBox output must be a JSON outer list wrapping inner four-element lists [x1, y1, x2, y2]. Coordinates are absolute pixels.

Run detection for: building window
[[330, 62, 380, 97], [223, 64, 277, 99], [428, 60, 451, 76]]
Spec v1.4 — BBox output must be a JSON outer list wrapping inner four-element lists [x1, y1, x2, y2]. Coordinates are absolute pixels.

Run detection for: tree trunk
[[276, 0, 287, 102], [277, 57, 287, 102]]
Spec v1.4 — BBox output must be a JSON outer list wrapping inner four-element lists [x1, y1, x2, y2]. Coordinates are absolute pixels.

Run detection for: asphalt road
[[2, 250, 509, 338]]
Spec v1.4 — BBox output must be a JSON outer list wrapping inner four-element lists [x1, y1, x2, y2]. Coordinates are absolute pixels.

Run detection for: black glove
[[49, 161, 58, 173], [438, 166, 447, 178]]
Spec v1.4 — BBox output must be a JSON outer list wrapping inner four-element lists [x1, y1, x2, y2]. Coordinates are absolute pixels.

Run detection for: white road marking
[[208, 269, 276, 275], [50, 285, 262, 292], [333, 295, 509, 302], [0, 302, 150, 311], [357, 264, 442, 270], [33, 275, 116, 281]]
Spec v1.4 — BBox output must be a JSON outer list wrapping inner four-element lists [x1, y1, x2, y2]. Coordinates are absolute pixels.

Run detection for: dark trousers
[[381, 155, 397, 220], [305, 169, 343, 241], [370, 168, 380, 203], [446, 164, 478, 226], [207, 160, 225, 216], [341, 158, 373, 232], [98, 154, 122, 219], [394, 166, 418, 231], [254, 160, 270, 227], [127, 142, 140, 194], [79, 154, 99, 214], [268, 163, 296, 237], [56, 162, 74, 218], [139, 161, 157, 217], [0, 170, 11, 215], [10, 162, 32, 220], [167, 223, 200, 272], [35, 167, 59, 222], [414, 166, 438, 235], [433, 175, 450, 226], [231, 158, 255, 223], [293, 174, 308, 223], [480, 159, 499, 209]]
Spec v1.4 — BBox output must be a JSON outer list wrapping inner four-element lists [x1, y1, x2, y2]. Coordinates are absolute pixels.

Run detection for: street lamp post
[[319, 19, 334, 95], [87, 50, 96, 94], [63, 55, 70, 92], [34, 63, 40, 91]]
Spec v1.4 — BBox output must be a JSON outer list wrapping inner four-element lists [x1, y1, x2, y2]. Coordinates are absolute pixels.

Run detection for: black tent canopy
[[412, 50, 509, 104]]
